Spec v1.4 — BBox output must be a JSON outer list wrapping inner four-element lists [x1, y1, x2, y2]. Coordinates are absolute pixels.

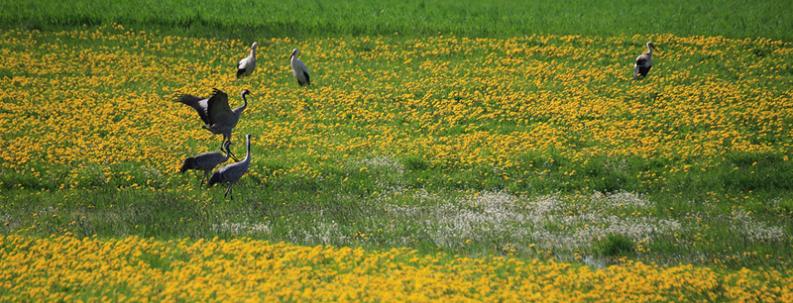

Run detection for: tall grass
[[1, 0, 791, 40]]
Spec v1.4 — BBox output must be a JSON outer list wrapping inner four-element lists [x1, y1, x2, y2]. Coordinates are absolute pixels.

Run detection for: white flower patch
[[359, 156, 405, 176], [356, 156, 406, 189], [384, 190, 683, 252], [422, 191, 530, 248], [528, 194, 563, 217], [289, 218, 349, 245], [212, 221, 271, 236], [598, 191, 651, 208], [0, 213, 17, 231], [731, 209, 786, 242], [524, 193, 681, 250]]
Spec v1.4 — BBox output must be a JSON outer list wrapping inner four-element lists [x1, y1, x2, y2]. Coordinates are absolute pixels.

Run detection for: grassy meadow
[[2, 0, 793, 40], [1, 0, 793, 301]]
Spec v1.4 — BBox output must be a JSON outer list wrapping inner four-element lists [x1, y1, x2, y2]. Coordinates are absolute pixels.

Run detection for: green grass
[[1, 0, 792, 40], [594, 234, 636, 258], [1, 2, 792, 271]]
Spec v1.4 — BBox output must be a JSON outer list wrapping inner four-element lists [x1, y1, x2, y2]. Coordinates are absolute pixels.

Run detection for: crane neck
[[244, 137, 251, 162], [250, 47, 256, 58], [646, 46, 653, 56], [236, 93, 248, 113]]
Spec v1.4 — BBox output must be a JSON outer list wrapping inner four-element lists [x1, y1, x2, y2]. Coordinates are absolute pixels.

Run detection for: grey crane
[[179, 140, 232, 184], [290, 48, 311, 86], [176, 88, 250, 159], [237, 42, 258, 78], [633, 42, 658, 80], [208, 134, 252, 200]]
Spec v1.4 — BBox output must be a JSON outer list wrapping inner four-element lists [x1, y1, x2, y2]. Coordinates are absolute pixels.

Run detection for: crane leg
[[224, 183, 232, 199], [224, 135, 239, 161], [224, 184, 233, 200]]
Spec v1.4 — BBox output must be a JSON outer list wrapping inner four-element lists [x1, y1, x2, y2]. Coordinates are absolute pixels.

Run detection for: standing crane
[[290, 48, 311, 86], [634, 42, 657, 80], [179, 140, 232, 184], [209, 134, 252, 200], [176, 88, 250, 159], [237, 42, 258, 79]]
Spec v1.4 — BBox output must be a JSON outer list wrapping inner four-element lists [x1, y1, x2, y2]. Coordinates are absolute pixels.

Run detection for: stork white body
[[633, 42, 656, 80], [237, 42, 258, 78], [290, 48, 311, 86]]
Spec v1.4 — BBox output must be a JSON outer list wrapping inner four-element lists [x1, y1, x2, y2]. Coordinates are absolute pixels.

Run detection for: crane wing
[[206, 88, 233, 125], [177, 94, 210, 124]]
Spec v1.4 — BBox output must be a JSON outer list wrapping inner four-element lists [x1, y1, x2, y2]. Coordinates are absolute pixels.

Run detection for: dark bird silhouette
[[209, 134, 252, 200], [176, 89, 250, 159], [180, 140, 232, 184]]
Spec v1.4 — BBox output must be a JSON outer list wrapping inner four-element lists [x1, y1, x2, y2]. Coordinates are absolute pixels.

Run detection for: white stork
[[633, 42, 657, 80], [290, 48, 311, 86], [237, 42, 258, 78]]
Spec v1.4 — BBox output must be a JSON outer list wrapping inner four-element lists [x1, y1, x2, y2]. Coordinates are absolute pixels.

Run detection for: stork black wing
[[639, 65, 652, 77]]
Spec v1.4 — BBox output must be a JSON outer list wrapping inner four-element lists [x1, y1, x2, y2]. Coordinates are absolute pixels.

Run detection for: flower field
[[2, 26, 792, 189], [1, 12, 792, 302], [1, 234, 791, 302]]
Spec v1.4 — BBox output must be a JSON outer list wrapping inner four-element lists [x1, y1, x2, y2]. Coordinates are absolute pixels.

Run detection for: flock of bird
[[174, 40, 657, 199], [176, 42, 312, 199]]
